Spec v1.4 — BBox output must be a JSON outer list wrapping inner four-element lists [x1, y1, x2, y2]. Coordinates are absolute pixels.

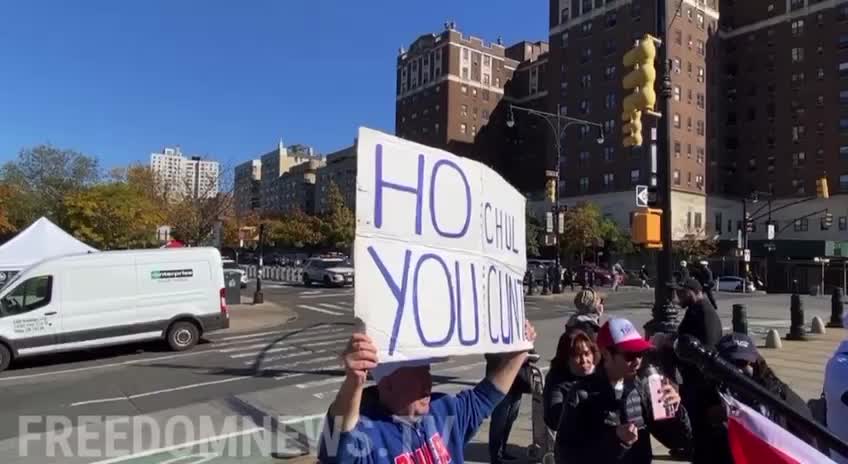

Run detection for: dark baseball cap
[[717, 333, 760, 363], [667, 278, 702, 292]]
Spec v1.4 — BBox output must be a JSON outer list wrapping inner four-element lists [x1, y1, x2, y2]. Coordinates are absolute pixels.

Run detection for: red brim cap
[[615, 338, 654, 353]]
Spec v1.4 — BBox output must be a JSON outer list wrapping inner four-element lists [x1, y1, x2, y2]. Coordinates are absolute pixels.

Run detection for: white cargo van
[[0, 247, 230, 372]]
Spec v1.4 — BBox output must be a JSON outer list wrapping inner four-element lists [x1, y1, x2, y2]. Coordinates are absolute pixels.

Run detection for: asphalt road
[[0, 283, 834, 463]]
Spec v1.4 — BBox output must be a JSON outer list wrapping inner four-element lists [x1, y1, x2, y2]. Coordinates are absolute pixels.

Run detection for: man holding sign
[[318, 129, 537, 464], [319, 323, 536, 464]]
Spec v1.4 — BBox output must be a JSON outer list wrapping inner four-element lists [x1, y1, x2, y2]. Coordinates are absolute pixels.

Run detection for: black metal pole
[[253, 223, 265, 304], [645, 0, 677, 336], [553, 104, 562, 294], [676, 335, 848, 457]]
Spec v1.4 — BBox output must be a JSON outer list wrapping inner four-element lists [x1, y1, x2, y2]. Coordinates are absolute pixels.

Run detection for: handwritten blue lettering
[[374, 144, 425, 235], [412, 254, 456, 347]]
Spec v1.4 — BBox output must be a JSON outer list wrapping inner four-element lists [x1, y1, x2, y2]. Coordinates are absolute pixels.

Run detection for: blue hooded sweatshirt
[[318, 379, 505, 464]]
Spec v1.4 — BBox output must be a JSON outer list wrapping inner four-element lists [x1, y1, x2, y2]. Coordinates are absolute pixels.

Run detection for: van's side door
[[0, 275, 58, 354]]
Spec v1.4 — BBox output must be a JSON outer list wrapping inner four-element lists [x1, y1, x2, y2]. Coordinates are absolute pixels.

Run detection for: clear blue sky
[[0, 1, 545, 171]]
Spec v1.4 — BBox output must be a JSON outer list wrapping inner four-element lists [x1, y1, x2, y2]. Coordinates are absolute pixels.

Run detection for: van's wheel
[[303, 275, 312, 286], [0, 344, 11, 373], [167, 321, 199, 351]]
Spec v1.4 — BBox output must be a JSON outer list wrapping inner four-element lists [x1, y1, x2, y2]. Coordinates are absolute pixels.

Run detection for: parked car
[[222, 259, 248, 288], [0, 247, 230, 372], [716, 276, 756, 293], [526, 259, 554, 285], [302, 257, 354, 287], [574, 265, 613, 287]]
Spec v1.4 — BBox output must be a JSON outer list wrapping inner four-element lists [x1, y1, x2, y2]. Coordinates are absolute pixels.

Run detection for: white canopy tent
[[0, 217, 98, 274]]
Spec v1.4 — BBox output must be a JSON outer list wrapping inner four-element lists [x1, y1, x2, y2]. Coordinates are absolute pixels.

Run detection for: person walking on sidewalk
[[557, 318, 692, 464], [486, 353, 534, 464], [612, 261, 625, 292], [639, 265, 650, 289], [695, 260, 718, 310], [543, 330, 598, 431], [318, 322, 537, 464]]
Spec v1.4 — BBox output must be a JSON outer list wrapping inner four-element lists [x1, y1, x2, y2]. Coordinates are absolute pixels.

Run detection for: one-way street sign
[[636, 185, 649, 207]]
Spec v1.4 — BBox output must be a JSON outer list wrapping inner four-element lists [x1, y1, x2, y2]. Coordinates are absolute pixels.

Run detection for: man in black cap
[[668, 277, 728, 464]]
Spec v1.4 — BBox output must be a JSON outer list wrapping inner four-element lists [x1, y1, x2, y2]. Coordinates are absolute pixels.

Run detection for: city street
[[0, 282, 837, 463]]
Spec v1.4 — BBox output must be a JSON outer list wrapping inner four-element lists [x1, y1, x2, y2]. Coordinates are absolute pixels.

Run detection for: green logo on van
[[151, 269, 194, 280]]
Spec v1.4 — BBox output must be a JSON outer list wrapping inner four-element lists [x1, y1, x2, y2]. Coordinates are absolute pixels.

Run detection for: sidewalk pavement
[[227, 297, 298, 333]]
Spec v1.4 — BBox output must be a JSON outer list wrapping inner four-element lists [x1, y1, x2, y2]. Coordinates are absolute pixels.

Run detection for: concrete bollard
[[811, 316, 826, 335], [732, 304, 748, 335], [787, 294, 807, 341], [828, 288, 845, 328], [765, 329, 783, 349]]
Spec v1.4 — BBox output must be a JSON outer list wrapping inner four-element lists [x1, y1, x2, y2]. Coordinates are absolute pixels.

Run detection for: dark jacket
[[543, 366, 582, 431], [676, 298, 729, 464], [557, 367, 692, 464], [694, 267, 715, 289]]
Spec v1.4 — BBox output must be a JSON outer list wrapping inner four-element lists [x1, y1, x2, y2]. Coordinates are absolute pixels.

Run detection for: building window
[[581, 21, 592, 35], [673, 113, 681, 128], [696, 94, 705, 109], [605, 92, 615, 109], [461, 85, 468, 94], [696, 120, 705, 135], [460, 123, 467, 134], [603, 173, 615, 189], [578, 151, 590, 167], [674, 29, 682, 45], [604, 147, 614, 161], [687, 117, 693, 131], [695, 213, 703, 229], [697, 147, 705, 164], [715, 213, 723, 233], [790, 0, 804, 10], [840, 217, 848, 231], [581, 48, 593, 64], [841, 145, 848, 159], [471, 125, 477, 137], [604, 64, 616, 80], [696, 40, 705, 56], [482, 74, 490, 85], [674, 141, 681, 158], [697, 66, 705, 83], [482, 90, 490, 101], [562, 31, 569, 47], [434, 123, 439, 133], [794, 218, 809, 232], [841, 174, 848, 192], [581, 74, 592, 88], [791, 47, 804, 63], [791, 19, 804, 37], [792, 125, 806, 141], [792, 152, 806, 167], [461, 104, 468, 117], [580, 99, 590, 114], [696, 12, 704, 29], [561, 7, 570, 23], [842, 118, 848, 134], [579, 177, 589, 193], [482, 110, 489, 121], [673, 86, 681, 101], [606, 11, 617, 28], [673, 170, 681, 185], [673, 58, 681, 73]]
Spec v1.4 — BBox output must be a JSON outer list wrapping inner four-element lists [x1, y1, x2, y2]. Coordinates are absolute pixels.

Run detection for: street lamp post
[[253, 223, 265, 305], [507, 104, 605, 293]]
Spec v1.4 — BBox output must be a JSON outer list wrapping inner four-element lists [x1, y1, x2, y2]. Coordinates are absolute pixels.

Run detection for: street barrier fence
[[243, 265, 303, 283]]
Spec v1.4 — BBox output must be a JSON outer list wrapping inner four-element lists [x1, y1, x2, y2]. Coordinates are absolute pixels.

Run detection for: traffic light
[[816, 176, 829, 199], [621, 34, 659, 147], [622, 110, 643, 147], [745, 212, 753, 233], [632, 207, 662, 248], [823, 212, 834, 230], [545, 178, 557, 203]]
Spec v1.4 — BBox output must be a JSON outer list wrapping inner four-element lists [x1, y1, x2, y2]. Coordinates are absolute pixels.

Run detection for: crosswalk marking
[[216, 328, 347, 349], [239, 338, 347, 363], [297, 304, 344, 316], [318, 302, 351, 311]]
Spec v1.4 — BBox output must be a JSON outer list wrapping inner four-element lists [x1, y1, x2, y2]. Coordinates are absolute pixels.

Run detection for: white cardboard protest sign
[[354, 127, 531, 363]]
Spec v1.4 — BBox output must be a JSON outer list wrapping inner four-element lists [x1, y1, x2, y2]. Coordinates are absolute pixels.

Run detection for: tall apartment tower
[[150, 147, 220, 199], [547, 0, 719, 237], [716, 1, 848, 199], [395, 22, 518, 162]]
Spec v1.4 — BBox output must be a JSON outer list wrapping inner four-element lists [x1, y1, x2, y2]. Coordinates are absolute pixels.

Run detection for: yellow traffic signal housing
[[622, 35, 659, 113], [545, 178, 557, 203], [632, 207, 662, 247], [816, 176, 829, 199], [622, 109, 643, 147]]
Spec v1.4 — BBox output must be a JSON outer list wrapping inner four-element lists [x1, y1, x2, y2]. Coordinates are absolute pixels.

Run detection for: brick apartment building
[[395, 22, 554, 192]]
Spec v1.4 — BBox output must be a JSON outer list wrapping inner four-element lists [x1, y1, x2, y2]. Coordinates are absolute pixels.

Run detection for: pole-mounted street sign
[[636, 185, 649, 207]]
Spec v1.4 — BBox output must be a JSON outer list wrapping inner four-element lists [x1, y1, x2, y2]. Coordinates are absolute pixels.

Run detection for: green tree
[[0, 184, 18, 235], [64, 182, 161, 249], [674, 229, 718, 262], [600, 215, 635, 255], [320, 182, 355, 252], [525, 213, 543, 258], [267, 210, 324, 248], [165, 169, 233, 246], [560, 203, 605, 262], [0, 145, 100, 229]]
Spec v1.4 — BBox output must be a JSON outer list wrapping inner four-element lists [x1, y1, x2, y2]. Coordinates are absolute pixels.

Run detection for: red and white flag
[[723, 394, 836, 464]]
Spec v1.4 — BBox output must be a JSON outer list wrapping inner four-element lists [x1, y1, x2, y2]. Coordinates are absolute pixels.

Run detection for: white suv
[[302, 258, 354, 287]]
